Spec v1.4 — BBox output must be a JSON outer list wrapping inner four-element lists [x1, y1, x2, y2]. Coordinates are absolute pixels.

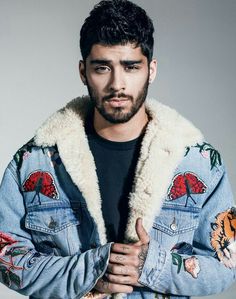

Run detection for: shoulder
[[182, 141, 224, 190], [13, 137, 39, 170], [183, 141, 224, 177], [13, 137, 59, 171], [165, 141, 226, 208]]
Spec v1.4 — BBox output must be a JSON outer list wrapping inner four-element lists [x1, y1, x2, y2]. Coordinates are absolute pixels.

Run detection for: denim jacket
[[0, 97, 235, 299]]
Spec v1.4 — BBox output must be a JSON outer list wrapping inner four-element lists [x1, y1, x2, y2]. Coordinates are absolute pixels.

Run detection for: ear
[[148, 59, 157, 84], [79, 60, 87, 85]]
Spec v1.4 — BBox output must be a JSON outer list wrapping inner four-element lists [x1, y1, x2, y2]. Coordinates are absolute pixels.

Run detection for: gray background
[[0, 0, 235, 298]]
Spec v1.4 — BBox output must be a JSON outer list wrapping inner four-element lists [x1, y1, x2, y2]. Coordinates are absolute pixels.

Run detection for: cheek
[[87, 76, 109, 93], [128, 73, 148, 87]]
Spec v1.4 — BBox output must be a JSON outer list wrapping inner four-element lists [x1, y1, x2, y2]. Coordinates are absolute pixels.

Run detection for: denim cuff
[[138, 238, 166, 289]]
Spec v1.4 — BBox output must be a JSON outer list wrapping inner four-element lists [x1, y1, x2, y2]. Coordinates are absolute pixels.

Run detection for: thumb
[[135, 218, 150, 245]]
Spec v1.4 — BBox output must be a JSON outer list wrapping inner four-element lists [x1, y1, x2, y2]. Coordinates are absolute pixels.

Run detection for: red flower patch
[[0, 232, 17, 256], [0, 232, 27, 288]]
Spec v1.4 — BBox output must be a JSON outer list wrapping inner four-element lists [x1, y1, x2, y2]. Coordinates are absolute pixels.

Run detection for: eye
[[125, 65, 140, 72], [94, 66, 111, 73]]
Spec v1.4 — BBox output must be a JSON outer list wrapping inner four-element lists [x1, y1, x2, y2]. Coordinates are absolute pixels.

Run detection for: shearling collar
[[35, 96, 203, 244]]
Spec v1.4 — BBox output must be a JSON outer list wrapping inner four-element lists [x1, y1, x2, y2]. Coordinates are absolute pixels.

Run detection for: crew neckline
[[85, 116, 145, 150]]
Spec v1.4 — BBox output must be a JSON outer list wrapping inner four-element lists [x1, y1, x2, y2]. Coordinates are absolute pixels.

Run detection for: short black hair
[[80, 0, 154, 62]]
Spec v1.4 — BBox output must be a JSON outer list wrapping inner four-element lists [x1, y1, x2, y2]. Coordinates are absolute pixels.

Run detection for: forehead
[[87, 43, 146, 62]]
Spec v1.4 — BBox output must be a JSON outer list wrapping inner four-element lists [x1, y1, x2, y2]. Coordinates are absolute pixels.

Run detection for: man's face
[[80, 43, 156, 124]]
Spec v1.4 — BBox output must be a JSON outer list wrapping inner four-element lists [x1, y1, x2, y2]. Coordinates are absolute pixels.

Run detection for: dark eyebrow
[[89, 59, 143, 65], [121, 60, 143, 66], [90, 59, 112, 65]]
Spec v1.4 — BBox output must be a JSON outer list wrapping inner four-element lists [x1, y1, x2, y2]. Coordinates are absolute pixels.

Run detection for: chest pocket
[[151, 206, 200, 250], [25, 204, 81, 256]]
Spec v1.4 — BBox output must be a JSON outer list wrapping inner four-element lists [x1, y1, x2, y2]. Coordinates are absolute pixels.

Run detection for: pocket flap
[[25, 205, 80, 234], [153, 207, 199, 236]]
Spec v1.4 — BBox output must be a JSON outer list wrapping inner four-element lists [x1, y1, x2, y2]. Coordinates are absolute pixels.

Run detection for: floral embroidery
[[0, 232, 17, 256], [171, 252, 200, 278], [23, 151, 30, 160], [185, 142, 222, 170], [185, 146, 191, 157], [13, 138, 36, 170], [184, 256, 201, 278], [171, 242, 193, 255], [0, 232, 27, 287], [22, 170, 59, 204], [210, 207, 236, 268], [167, 172, 207, 207]]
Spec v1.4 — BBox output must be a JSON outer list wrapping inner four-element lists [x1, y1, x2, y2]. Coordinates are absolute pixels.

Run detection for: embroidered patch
[[22, 170, 59, 203], [185, 142, 222, 170], [210, 207, 236, 268], [184, 256, 201, 278], [167, 172, 207, 207], [23, 151, 30, 160], [171, 253, 200, 278], [185, 146, 191, 157], [13, 138, 36, 170], [0, 232, 17, 256], [0, 232, 27, 287], [171, 242, 193, 255]]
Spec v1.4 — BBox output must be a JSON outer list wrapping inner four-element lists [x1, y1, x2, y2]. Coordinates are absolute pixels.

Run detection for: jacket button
[[170, 217, 177, 231], [170, 223, 177, 231]]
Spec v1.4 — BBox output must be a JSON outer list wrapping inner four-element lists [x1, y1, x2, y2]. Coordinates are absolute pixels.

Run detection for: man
[[0, 0, 235, 298]]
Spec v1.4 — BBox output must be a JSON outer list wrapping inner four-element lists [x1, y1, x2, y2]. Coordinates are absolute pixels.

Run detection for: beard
[[86, 77, 149, 124]]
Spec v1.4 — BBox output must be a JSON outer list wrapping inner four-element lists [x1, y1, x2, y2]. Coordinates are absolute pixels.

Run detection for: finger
[[105, 273, 137, 285], [107, 263, 138, 276], [95, 278, 133, 294], [105, 273, 144, 287], [94, 293, 108, 299], [111, 243, 132, 254], [84, 291, 109, 299], [96, 294, 108, 299], [109, 253, 127, 265], [135, 218, 150, 245], [109, 252, 140, 267]]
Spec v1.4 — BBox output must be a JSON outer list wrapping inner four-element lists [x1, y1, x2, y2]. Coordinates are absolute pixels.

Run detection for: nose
[[108, 69, 126, 92]]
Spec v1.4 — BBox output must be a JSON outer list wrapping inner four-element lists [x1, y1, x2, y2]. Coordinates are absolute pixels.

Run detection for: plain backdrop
[[0, 0, 235, 298]]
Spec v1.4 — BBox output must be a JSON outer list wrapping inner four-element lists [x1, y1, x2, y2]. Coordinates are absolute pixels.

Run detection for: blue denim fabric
[[0, 141, 235, 299]]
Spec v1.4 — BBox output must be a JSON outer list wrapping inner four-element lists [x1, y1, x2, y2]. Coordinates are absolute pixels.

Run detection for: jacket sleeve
[[138, 165, 236, 296], [0, 161, 111, 299]]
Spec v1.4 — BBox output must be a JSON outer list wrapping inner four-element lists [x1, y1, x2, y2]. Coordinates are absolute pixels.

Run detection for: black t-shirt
[[85, 118, 143, 242]]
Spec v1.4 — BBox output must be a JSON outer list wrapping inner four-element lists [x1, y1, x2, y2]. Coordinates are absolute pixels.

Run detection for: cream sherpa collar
[[35, 97, 203, 245]]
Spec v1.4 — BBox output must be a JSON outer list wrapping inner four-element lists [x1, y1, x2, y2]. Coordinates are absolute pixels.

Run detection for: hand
[[105, 218, 150, 287]]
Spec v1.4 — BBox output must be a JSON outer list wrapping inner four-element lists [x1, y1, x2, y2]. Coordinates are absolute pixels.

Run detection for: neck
[[93, 104, 149, 142]]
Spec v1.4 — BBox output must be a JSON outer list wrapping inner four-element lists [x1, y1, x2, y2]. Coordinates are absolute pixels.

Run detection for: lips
[[108, 97, 129, 102], [106, 98, 129, 107]]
